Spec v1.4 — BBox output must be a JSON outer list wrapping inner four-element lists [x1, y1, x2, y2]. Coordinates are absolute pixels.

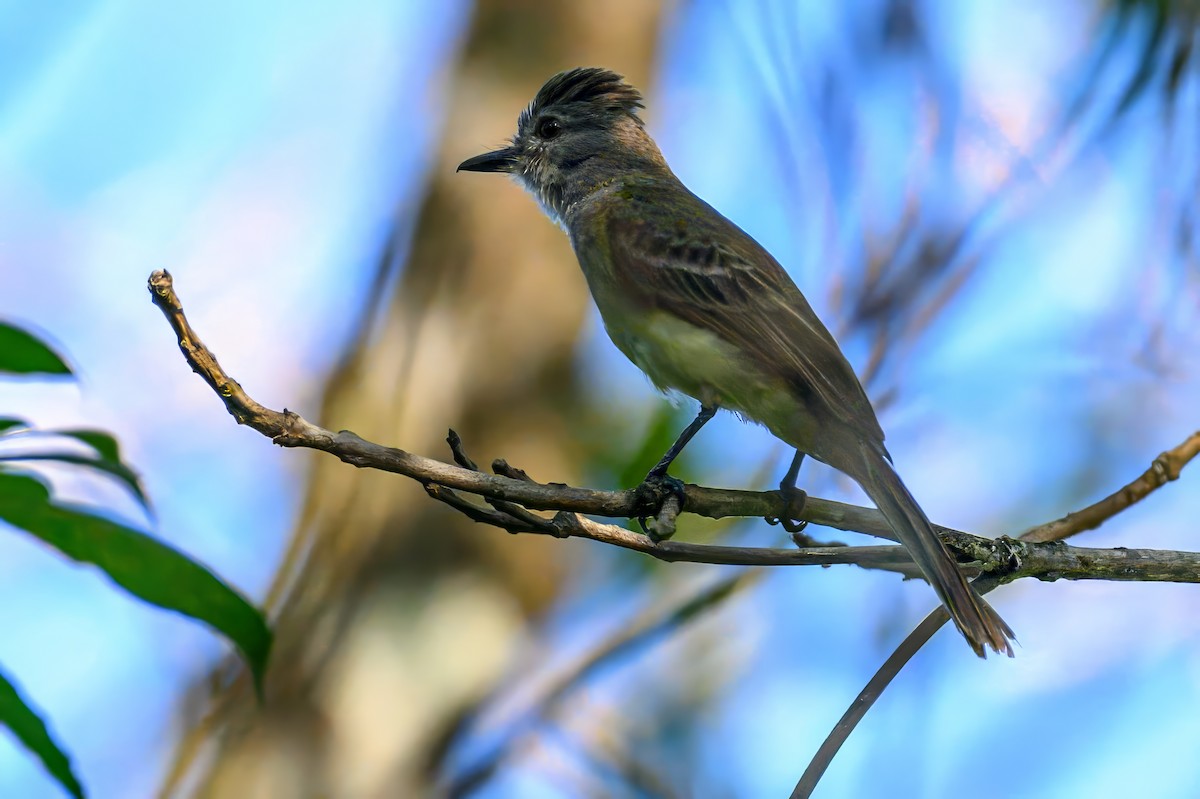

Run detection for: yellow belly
[[604, 310, 815, 449]]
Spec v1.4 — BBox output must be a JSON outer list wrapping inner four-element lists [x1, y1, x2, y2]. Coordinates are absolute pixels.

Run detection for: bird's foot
[[766, 486, 810, 538], [633, 471, 687, 542]]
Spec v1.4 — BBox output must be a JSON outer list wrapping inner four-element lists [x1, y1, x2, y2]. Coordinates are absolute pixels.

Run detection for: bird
[[458, 67, 1014, 658]]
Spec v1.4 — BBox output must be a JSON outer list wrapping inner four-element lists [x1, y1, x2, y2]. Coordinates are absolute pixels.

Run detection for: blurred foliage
[[0, 668, 83, 799], [0, 425, 150, 509], [1069, 0, 1199, 126], [610, 403, 698, 491], [0, 322, 71, 376], [0, 322, 271, 799], [443, 572, 758, 798]]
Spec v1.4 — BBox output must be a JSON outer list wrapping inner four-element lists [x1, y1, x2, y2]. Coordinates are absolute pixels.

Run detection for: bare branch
[[789, 581, 986, 799], [791, 428, 1200, 798], [445, 429, 558, 532], [149, 270, 896, 536], [1020, 431, 1200, 542], [148, 269, 1200, 587]]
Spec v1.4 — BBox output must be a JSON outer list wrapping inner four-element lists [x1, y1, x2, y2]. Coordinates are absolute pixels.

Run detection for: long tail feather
[[854, 442, 1014, 657]]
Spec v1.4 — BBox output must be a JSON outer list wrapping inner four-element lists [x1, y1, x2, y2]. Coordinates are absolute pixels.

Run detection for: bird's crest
[[520, 67, 644, 129]]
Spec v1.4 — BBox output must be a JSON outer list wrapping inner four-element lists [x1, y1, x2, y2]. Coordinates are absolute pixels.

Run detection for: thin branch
[[1021, 430, 1200, 542], [147, 270, 1200, 586], [148, 271, 897, 537], [788, 582, 987, 799], [445, 429, 558, 532], [423, 483, 552, 534], [791, 427, 1200, 798]]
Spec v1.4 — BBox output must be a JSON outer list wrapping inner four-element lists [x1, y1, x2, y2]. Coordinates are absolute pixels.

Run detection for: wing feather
[[604, 191, 885, 445]]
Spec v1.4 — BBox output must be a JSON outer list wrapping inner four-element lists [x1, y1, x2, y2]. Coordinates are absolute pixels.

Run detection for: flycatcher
[[458, 68, 1013, 657]]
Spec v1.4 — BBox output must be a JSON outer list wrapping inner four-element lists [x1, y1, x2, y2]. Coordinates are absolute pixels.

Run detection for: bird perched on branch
[[458, 67, 1014, 657]]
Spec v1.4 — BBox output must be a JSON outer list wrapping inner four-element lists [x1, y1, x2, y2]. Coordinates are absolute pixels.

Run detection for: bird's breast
[[602, 309, 809, 437], [610, 310, 736, 396]]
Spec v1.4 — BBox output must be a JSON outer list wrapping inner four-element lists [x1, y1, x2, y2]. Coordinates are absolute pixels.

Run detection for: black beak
[[456, 146, 518, 173]]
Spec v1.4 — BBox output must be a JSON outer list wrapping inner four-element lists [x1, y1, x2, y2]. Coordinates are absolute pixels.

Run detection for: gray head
[[457, 68, 668, 224]]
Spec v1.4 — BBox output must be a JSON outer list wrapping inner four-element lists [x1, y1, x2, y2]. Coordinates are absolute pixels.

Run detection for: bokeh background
[[2, 1, 1199, 797]]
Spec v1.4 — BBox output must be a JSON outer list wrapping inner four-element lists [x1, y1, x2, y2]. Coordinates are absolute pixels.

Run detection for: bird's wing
[[604, 193, 885, 445]]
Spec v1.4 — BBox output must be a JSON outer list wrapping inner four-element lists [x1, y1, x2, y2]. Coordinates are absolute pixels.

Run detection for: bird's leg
[[766, 449, 809, 536], [646, 404, 717, 479], [635, 404, 716, 538]]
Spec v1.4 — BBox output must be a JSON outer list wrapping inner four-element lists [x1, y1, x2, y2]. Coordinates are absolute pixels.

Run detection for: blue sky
[[1, 1, 1198, 797]]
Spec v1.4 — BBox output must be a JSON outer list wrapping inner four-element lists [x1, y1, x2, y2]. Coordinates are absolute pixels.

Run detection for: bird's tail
[[853, 441, 1015, 658]]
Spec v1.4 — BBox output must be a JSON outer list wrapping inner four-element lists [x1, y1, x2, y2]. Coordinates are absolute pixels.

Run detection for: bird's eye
[[536, 117, 563, 140]]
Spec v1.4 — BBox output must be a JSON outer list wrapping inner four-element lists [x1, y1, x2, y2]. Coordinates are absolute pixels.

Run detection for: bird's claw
[[634, 471, 687, 541], [766, 487, 808, 535]]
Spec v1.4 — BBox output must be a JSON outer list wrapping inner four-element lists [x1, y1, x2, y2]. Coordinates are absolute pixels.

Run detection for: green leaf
[[0, 418, 28, 435], [0, 323, 71, 376], [0, 471, 272, 691], [0, 667, 85, 799], [0, 454, 150, 511], [0, 428, 150, 510], [55, 430, 121, 465]]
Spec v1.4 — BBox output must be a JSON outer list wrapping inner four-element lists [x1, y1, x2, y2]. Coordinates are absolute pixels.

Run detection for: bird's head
[[457, 67, 665, 224]]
